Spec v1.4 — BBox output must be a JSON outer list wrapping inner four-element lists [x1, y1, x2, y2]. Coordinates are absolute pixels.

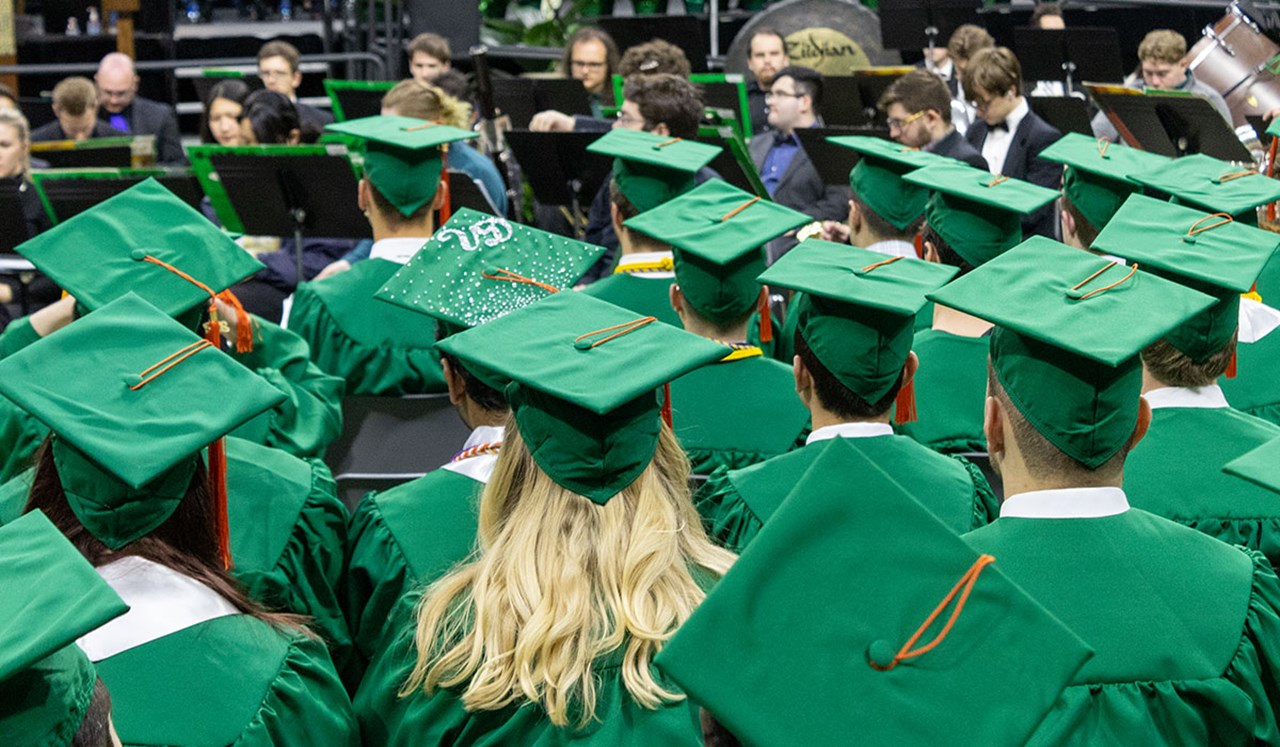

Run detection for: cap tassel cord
[[137, 254, 256, 353], [129, 340, 215, 391], [721, 196, 762, 221], [1227, 347, 1239, 379], [574, 316, 658, 349], [654, 137, 683, 149], [869, 554, 996, 672], [481, 268, 561, 294], [1070, 261, 1140, 301], [1268, 137, 1278, 223], [861, 256, 905, 273], [438, 145, 452, 224], [661, 382, 673, 428], [1096, 138, 1110, 158], [1216, 169, 1258, 184], [758, 288, 773, 343], [986, 175, 1009, 187], [1187, 213, 1234, 237], [894, 377, 917, 425]]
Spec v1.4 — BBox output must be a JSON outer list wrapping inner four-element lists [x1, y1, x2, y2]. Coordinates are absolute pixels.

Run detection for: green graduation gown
[[344, 426, 500, 671], [0, 314, 344, 479], [1124, 386, 1280, 568], [669, 351, 810, 476], [82, 557, 360, 747], [964, 496, 1280, 744], [288, 256, 447, 396], [0, 436, 354, 681], [354, 590, 704, 747], [1219, 299, 1280, 427], [896, 328, 990, 454], [697, 425, 998, 553]]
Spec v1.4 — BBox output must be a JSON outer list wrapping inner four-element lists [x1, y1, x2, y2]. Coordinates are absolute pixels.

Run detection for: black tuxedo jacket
[[965, 109, 1063, 239], [929, 129, 989, 170]]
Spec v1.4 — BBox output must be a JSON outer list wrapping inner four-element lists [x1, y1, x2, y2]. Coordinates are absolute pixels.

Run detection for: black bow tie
[[988, 120, 1010, 134], [773, 131, 799, 147]]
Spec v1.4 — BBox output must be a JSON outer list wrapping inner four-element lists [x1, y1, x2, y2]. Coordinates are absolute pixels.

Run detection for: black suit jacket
[[928, 129, 989, 170], [296, 102, 335, 142], [749, 131, 849, 223], [99, 96, 185, 164], [30, 120, 127, 142], [965, 109, 1063, 239]]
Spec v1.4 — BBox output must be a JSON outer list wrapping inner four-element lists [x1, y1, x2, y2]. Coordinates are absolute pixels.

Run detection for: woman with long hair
[[355, 291, 736, 743], [199, 77, 252, 145], [0, 295, 359, 747]]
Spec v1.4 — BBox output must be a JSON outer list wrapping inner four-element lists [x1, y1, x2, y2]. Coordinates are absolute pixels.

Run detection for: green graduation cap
[[435, 291, 726, 504], [830, 135, 949, 231], [624, 179, 810, 324], [904, 161, 1059, 268], [1093, 194, 1280, 362], [759, 240, 957, 408], [1223, 436, 1280, 494], [326, 115, 478, 217], [654, 438, 1092, 746], [586, 128, 721, 213], [15, 178, 264, 320], [0, 510, 129, 745], [1038, 133, 1171, 231], [928, 236, 1216, 468], [0, 293, 287, 549], [1128, 153, 1280, 222]]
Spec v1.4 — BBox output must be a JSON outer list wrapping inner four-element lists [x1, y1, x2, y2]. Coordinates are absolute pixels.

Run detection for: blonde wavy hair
[[0, 108, 33, 180], [401, 417, 735, 728], [381, 79, 471, 130]]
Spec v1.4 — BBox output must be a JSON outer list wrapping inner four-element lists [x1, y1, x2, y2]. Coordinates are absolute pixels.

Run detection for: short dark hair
[[623, 73, 704, 139], [748, 27, 786, 56], [608, 179, 641, 221], [922, 223, 976, 277], [240, 89, 302, 144], [1142, 334, 1237, 388], [618, 39, 692, 79], [773, 65, 823, 113], [257, 40, 301, 72], [562, 26, 621, 79], [796, 329, 903, 419], [851, 190, 919, 241], [1060, 193, 1099, 248], [878, 68, 952, 124], [435, 327, 509, 413], [199, 78, 252, 144], [72, 677, 114, 747], [431, 69, 471, 102], [408, 32, 452, 64], [1030, 2, 1064, 27]]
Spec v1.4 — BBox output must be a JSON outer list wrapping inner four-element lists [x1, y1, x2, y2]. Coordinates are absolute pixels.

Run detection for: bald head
[[95, 53, 138, 113]]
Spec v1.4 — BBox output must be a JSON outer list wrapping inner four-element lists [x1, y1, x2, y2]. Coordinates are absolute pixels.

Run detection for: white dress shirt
[[981, 97, 1030, 177], [441, 424, 506, 482], [1143, 385, 1230, 411], [1000, 486, 1130, 518], [806, 422, 894, 445]]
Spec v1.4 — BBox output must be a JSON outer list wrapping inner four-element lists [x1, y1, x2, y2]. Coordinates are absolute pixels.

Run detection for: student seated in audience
[[30, 77, 125, 143], [200, 78, 252, 146], [880, 69, 988, 169], [558, 26, 619, 119], [257, 39, 333, 140], [1092, 29, 1231, 141], [406, 32, 452, 86], [94, 52, 184, 164], [745, 27, 790, 134], [0, 108, 57, 325]]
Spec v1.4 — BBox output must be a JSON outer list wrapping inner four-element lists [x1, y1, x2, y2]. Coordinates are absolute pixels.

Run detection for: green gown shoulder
[[896, 328, 990, 454], [288, 258, 447, 396], [1221, 334, 1280, 426], [98, 614, 360, 747], [965, 510, 1280, 745], [697, 435, 996, 553], [354, 591, 703, 747], [581, 273, 681, 327], [345, 467, 484, 668], [670, 355, 809, 476], [1124, 405, 1280, 567]]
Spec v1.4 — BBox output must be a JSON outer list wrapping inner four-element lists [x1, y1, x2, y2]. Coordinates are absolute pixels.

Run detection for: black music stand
[[209, 152, 372, 283], [853, 70, 913, 128], [1028, 96, 1094, 137], [598, 16, 708, 73], [822, 77, 869, 127], [795, 127, 893, 186], [1090, 87, 1251, 162], [38, 173, 204, 223], [1247, 114, 1269, 142], [444, 169, 499, 216], [331, 87, 389, 121], [504, 130, 612, 238], [1014, 28, 1123, 94], [33, 144, 133, 168], [491, 78, 593, 129], [878, 0, 974, 54], [0, 182, 32, 252]]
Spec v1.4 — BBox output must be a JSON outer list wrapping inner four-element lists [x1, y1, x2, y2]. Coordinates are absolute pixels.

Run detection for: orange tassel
[[895, 377, 918, 425], [758, 288, 772, 343], [1226, 347, 1238, 379], [661, 382, 672, 428], [215, 291, 255, 353], [914, 232, 924, 259], [438, 147, 452, 224], [208, 437, 232, 569]]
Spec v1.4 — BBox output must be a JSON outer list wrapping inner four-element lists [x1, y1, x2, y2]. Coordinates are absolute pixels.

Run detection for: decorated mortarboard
[[1093, 194, 1280, 365], [0, 511, 129, 745], [1129, 153, 1280, 222], [0, 293, 286, 555], [903, 161, 1059, 268], [586, 128, 721, 213], [624, 179, 809, 332], [435, 292, 726, 504], [1223, 436, 1280, 494], [326, 115, 477, 217], [759, 240, 957, 421], [15, 178, 264, 324], [830, 135, 949, 231], [655, 438, 1092, 746], [928, 236, 1215, 468], [1038, 133, 1171, 230]]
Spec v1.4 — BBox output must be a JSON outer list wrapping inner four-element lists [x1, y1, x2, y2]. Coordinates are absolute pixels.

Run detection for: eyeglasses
[[887, 110, 926, 130], [614, 111, 644, 126], [571, 60, 607, 69], [764, 90, 804, 101], [258, 69, 293, 80]]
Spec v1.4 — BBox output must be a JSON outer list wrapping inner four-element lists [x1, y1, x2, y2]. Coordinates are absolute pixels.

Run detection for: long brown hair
[[25, 437, 310, 632]]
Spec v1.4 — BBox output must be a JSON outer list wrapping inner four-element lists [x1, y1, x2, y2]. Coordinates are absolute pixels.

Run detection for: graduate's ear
[[357, 177, 371, 214], [286, 128, 302, 146], [847, 199, 863, 233], [1128, 395, 1153, 451], [431, 178, 449, 211], [669, 283, 685, 317], [441, 357, 466, 407], [922, 239, 940, 264], [611, 201, 625, 235], [983, 394, 1005, 459], [902, 351, 919, 386], [1059, 207, 1077, 245], [793, 354, 813, 405]]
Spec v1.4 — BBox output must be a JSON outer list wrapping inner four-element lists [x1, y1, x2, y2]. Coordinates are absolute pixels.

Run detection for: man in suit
[[879, 69, 988, 169], [749, 66, 848, 224], [257, 40, 333, 140], [94, 53, 184, 164], [963, 47, 1063, 239], [31, 77, 126, 143], [745, 28, 790, 135]]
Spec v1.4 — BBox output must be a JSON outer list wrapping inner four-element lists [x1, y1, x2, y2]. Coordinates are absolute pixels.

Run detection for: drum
[[1185, 2, 1280, 128]]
